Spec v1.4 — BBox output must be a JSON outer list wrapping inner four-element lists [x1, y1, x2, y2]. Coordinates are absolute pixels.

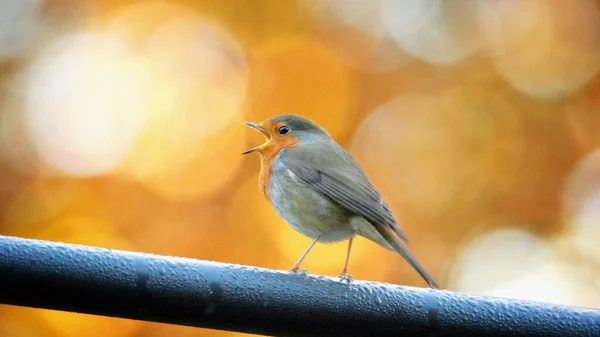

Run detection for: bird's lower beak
[[242, 122, 271, 155]]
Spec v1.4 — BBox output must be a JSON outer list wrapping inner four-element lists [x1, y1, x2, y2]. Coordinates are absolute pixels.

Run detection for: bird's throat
[[257, 138, 300, 200], [259, 152, 275, 200]]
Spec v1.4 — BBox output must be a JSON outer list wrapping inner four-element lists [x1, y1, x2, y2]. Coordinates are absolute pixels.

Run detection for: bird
[[242, 113, 439, 288]]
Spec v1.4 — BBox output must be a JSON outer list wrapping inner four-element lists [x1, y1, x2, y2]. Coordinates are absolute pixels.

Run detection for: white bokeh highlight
[[562, 149, 600, 264], [382, 0, 481, 64], [479, 0, 600, 99], [22, 32, 147, 176]]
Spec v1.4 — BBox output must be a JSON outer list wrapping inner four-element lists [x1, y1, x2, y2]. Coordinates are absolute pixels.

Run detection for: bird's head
[[242, 114, 330, 156]]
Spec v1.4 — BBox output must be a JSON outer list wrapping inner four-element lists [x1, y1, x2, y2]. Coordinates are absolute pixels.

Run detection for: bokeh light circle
[[349, 89, 496, 222], [109, 1, 249, 200], [450, 228, 550, 293], [382, 0, 481, 64], [22, 32, 147, 177], [562, 149, 600, 264], [479, 0, 600, 100], [308, 0, 413, 72]]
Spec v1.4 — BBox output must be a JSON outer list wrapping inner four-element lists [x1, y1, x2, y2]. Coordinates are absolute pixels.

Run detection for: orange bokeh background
[[2, 0, 600, 335]]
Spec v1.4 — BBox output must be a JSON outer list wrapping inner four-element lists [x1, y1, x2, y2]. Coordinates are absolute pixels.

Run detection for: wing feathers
[[280, 147, 409, 242]]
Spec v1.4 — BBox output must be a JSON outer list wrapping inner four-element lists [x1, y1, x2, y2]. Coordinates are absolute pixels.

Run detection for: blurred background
[[1, 0, 600, 335]]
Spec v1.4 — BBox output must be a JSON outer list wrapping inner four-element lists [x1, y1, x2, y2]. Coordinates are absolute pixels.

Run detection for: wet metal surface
[[0, 235, 598, 336]]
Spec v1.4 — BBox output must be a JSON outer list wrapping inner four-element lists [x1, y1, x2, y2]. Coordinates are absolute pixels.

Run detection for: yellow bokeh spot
[[480, 0, 600, 99], [350, 84, 519, 224], [350, 93, 464, 221], [22, 31, 150, 177], [107, 1, 249, 200], [126, 116, 246, 200]]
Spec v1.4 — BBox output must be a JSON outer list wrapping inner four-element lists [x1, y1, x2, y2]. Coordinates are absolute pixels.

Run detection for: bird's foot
[[290, 267, 309, 276], [338, 272, 353, 283]]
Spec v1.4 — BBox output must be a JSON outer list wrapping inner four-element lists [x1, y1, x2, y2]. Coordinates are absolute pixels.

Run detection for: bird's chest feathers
[[265, 158, 327, 215], [258, 140, 299, 200], [264, 159, 353, 241], [259, 156, 274, 199]]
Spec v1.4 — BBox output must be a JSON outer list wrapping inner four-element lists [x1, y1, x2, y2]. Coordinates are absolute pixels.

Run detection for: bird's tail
[[376, 225, 439, 289]]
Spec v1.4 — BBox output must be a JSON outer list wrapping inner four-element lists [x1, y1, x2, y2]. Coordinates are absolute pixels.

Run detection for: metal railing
[[0, 235, 598, 336]]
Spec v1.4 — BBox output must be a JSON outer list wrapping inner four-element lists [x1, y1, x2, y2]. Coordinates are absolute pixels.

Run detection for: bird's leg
[[338, 237, 354, 283], [290, 236, 320, 275]]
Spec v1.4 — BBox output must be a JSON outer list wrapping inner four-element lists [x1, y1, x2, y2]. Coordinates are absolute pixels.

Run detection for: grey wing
[[280, 145, 410, 242]]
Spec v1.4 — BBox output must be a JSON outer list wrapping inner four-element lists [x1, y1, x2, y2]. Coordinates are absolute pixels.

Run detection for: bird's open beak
[[242, 122, 271, 155]]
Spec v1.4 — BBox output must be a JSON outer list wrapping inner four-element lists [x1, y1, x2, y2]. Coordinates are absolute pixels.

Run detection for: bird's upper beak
[[242, 122, 271, 155]]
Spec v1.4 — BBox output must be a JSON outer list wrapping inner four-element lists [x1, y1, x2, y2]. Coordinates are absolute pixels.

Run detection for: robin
[[242, 114, 439, 288]]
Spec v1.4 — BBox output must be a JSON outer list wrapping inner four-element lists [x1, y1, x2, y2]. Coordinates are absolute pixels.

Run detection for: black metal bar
[[0, 235, 598, 336]]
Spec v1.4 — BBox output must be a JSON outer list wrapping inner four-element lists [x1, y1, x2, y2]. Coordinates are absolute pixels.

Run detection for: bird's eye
[[277, 125, 290, 135]]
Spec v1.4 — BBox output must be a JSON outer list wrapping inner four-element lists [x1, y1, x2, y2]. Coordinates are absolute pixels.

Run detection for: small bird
[[242, 114, 439, 288]]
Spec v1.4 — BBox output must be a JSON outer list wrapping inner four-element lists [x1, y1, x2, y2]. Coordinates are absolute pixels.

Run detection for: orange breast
[[258, 136, 299, 200], [259, 155, 274, 200]]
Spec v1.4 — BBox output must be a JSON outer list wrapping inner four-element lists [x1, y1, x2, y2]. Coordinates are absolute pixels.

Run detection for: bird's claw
[[290, 268, 309, 276], [338, 273, 353, 283]]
